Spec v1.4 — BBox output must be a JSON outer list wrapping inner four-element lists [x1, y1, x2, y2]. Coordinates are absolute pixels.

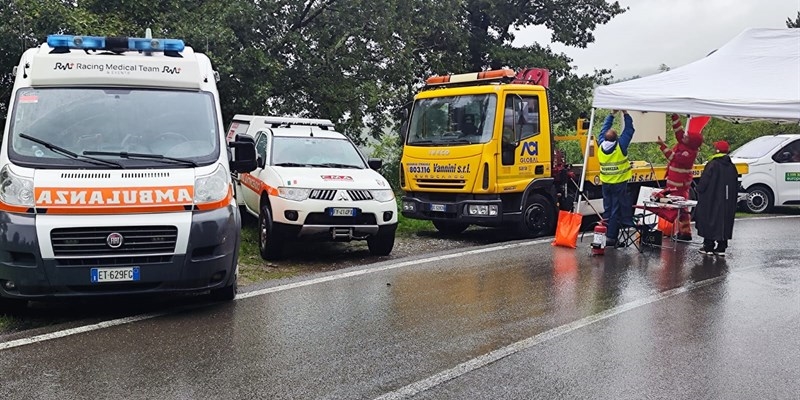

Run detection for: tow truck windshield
[[8, 88, 220, 169], [406, 94, 497, 146]]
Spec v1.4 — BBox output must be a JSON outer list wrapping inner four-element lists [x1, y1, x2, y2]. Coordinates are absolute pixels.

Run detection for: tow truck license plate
[[329, 208, 355, 217], [91, 267, 140, 283], [430, 204, 447, 212]]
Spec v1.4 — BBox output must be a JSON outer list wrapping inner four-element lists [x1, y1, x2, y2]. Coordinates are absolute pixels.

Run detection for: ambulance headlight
[[194, 165, 230, 204], [370, 189, 395, 203], [0, 166, 34, 207]]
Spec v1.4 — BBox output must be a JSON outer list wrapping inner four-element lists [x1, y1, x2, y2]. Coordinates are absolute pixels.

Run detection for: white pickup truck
[[731, 134, 800, 213], [228, 115, 398, 260]]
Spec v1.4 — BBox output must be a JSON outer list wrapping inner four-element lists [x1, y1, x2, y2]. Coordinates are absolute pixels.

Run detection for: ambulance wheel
[[0, 297, 28, 315], [259, 205, 284, 260], [432, 220, 469, 235], [517, 194, 555, 238], [744, 185, 773, 214], [209, 277, 237, 302]]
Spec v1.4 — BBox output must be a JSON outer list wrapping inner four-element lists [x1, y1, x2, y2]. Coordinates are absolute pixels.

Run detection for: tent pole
[[576, 108, 596, 210]]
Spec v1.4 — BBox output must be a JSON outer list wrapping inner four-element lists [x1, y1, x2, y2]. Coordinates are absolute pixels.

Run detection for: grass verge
[[0, 315, 15, 331]]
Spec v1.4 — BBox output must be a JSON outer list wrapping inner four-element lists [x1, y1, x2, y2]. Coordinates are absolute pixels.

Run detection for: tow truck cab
[[0, 33, 256, 308], [400, 68, 557, 237]]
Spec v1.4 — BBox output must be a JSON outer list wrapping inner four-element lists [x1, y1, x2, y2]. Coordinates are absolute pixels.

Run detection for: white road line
[[0, 238, 551, 351], [0, 312, 166, 351], [237, 238, 551, 299], [373, 273, 739, 400]]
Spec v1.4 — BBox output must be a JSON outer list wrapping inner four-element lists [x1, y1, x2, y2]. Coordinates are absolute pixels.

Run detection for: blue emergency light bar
[[46, 34, 185, 52]]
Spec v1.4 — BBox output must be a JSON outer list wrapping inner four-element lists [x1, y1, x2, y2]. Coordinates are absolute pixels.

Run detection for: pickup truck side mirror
[[368, 158, 383, 170], [229, 134, 257, 173]]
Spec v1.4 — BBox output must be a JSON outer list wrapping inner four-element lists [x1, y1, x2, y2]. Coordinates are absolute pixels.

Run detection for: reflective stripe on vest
[[598, 144, 632, 184]]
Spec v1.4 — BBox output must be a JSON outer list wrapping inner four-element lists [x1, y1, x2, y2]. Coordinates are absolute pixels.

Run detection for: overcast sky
[[513, 0, 800, 79]]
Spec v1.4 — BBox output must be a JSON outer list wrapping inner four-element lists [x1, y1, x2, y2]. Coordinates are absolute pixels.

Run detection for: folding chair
[[616, 215, 645, 252]]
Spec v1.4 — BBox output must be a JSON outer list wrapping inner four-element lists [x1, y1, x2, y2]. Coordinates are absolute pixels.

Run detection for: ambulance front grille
[[50, 226, 178, 257]]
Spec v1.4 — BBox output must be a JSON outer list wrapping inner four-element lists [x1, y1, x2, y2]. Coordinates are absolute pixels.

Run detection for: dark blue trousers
[[602, 182, 633, 241]]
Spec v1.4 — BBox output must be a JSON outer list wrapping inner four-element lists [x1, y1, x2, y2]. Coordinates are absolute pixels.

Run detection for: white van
[[731, 134, 800, 213], [229, 115, 398, 260], [0, 33, 256, 309]]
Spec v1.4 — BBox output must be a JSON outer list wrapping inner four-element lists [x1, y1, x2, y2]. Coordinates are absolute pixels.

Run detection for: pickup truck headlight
[[370, 189, 395, 203], [278, 187, 311, 202], [0, 165, 34, 207], [195, 164, 230, 204]]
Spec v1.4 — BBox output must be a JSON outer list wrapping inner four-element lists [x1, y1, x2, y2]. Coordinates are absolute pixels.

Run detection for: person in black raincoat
[[695, 140, 739, 256]]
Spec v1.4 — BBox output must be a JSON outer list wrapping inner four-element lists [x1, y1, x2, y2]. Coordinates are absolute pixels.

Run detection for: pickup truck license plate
[[91, 267, 140, 283], [430, 204, 446, 212], [329, 208, 355, 217]]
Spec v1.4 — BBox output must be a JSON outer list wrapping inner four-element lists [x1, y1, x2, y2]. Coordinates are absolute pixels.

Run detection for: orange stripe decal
[[240, 173, 278, 196]]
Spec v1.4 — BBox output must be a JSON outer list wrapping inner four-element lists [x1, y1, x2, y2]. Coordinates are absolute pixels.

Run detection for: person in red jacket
[[653, 114, 709, 241]]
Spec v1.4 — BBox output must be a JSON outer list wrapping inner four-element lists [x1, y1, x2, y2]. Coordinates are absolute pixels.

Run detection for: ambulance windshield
[[8, 88, 219, 168], [406, 94, 497, 146]]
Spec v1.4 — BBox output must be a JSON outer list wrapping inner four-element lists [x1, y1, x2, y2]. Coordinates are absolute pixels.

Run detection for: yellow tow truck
[[398, 68, 747, 237]]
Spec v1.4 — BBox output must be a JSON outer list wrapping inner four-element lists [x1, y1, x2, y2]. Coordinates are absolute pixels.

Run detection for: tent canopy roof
[[592, 28, 800, 122]]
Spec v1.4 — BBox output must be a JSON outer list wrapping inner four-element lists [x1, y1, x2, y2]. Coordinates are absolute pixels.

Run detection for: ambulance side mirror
[[229, 134, 257, 173]]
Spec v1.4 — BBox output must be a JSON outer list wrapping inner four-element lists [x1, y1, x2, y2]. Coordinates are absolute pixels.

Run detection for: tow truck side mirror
[[368, 158, 383, 170], [229, 134, 257, 173], [256, 156, 265, 169]]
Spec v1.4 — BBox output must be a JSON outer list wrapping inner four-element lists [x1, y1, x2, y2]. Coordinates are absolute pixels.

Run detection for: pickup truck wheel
[[516, 194, 555, 238], [432, 220, 469, 235], [367, 231, 395, 256], [744, 185, 773, 214], [259, 205, 284, 260]]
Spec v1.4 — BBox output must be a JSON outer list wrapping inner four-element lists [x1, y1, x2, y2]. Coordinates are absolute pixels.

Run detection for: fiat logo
[[106, 232, 124, 249]]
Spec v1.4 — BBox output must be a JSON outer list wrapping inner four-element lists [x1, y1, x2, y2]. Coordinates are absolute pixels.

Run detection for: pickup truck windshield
[[8, 88, 219, 169], [407, 94, 497, 146], [271, 137, 366, 168]]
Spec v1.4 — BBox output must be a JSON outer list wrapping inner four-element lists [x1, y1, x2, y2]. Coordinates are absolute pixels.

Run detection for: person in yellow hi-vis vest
[[598, 110, 635, 247]]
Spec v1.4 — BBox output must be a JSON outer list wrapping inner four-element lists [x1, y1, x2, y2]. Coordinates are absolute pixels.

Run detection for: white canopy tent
[[592, 28, 800, 122], [579, 27, 800, 192]]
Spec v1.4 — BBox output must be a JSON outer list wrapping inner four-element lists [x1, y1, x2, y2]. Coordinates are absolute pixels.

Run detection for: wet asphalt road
[[1, 216, 798, 399]]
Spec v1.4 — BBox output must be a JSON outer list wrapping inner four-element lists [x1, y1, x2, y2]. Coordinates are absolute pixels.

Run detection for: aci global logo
[[519, 141, 539, 164]]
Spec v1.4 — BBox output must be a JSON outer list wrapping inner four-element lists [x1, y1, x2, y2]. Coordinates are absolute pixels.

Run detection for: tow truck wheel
[[432, 220, 469, 235], [259, 205, 284, 260], [367, 231, 395, 256], [745, 185, 773, 214], [516, 194, 555, 238]]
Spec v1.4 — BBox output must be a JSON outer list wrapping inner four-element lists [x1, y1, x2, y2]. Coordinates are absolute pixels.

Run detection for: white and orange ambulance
[[0, 32, 256, 309]]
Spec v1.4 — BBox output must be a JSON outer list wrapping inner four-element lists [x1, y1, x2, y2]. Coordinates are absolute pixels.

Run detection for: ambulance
[[0, 32, 257, 310]]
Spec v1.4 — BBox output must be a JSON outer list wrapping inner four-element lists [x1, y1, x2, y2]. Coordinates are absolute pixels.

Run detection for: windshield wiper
[[310, 163, 363, 169], [273, 162, 311, 167], [83, 151, 198, 167], [19, 133, 123, 169], [408, 139, 436, 146]]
